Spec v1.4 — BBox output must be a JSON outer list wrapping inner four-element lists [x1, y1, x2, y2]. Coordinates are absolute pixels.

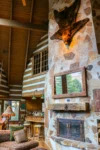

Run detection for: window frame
[[3, 100, 20, 122], [32, 49, 48, 76], [53, 67, 87, 99]]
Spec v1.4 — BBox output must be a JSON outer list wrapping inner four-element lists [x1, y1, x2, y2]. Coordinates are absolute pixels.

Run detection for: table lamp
[[2, 106, 15, 128]]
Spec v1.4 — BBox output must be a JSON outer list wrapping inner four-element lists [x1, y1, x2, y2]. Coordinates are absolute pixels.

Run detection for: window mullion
[[33, 56, 34, 74], [40, 52, 42, 73]]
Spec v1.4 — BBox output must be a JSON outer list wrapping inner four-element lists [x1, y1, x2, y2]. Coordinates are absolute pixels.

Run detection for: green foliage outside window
[[67, 74, 82, 94]]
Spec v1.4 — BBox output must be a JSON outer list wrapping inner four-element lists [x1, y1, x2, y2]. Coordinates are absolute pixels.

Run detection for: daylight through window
[[33, 49, 48, 75]]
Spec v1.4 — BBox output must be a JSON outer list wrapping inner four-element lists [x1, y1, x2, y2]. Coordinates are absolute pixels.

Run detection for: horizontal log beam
[[0, 18, 48, 31], [48, 103, 90, 112], [22, 0, 26, 6]]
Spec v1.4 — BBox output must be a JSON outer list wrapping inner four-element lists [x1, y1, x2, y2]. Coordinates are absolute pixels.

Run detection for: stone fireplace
[[57, 118, 85, 142], [45, 0, 100, 149]]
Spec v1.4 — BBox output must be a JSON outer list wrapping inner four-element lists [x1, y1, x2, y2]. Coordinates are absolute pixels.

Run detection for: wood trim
[[23, 83, 45, 91], [0, 93, 9, 97], [37, 38, 48, 47], [53, 67, 87, 99], [41, 34, 48, 40], [24, 69, 32, 76], [9, 96, 22, 99], [40, 51, 42, 73], [10, 85, 22, 87], [23, 73, 46, 82], [8, 28, 12, 83], [32, 71, 47, 78], [9, 91, 22, 95], [33, 44, 48, 54], [0, 18, 48, 31], [24, 0, 35, 70], [22, 90, 44, 97], [8, 0, 13, 83], [1, 81, 8, 86], [32, 49, 48, 76], [23, 77, 45, 86], [22, 88, 44, 94], [0, 87, 9, 91], [36, 41, 48, 50], [22, 0, 26, 6]]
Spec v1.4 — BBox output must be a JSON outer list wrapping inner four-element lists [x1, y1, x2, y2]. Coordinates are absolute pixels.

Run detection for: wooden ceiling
[[0, 0, 48, 85]]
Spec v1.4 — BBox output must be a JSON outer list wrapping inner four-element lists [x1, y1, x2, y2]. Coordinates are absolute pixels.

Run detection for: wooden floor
[[39, 140, 50, 150], [29, 137, 50, 150]]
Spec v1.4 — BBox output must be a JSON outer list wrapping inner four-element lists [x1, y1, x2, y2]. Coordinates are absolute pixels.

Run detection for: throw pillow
[[9, 125, 24, 141], [14, 129, 28, 143]]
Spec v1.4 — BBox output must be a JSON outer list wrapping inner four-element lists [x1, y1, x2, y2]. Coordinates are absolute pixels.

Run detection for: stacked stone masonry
[[44, 0, 100, 149]]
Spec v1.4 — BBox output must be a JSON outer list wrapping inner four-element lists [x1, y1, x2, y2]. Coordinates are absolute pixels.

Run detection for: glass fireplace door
[[57, 118, 85, 141]]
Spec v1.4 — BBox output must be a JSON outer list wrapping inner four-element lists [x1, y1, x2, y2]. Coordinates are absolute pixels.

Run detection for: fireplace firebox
[[57, 118, 85, 141]]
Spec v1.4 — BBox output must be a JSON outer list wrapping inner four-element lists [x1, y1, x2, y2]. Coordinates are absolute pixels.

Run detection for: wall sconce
[[32, 91, 36, 100], [41, 94, 44, 99], [32, 95, 36, 100]]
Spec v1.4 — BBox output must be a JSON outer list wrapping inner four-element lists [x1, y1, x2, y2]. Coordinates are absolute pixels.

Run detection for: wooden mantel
[[48, 103, 90, 112]]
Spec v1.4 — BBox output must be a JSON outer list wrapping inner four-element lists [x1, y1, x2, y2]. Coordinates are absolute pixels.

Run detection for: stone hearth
[[51, 136, 100, 150]]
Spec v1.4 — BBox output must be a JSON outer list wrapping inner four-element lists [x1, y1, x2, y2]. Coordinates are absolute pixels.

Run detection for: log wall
[[22, 33, 48, 97]]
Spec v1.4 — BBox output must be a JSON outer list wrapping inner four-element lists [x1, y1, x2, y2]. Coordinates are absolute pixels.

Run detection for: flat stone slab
[[48, 103, 90, 112]]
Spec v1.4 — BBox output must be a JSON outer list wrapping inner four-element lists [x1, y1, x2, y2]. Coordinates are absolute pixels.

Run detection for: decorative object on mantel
[[50, 0, 89, 46], [48, 103, 89, 112], [53, 67, 87, 98]]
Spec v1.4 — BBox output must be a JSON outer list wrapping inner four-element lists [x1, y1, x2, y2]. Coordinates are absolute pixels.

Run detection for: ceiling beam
[[24, 0, 35, 69], [0, 18, 48, 31], [22, 0, 26, 6], [8, 28, 12, 83], [8, 0, 13, 83]]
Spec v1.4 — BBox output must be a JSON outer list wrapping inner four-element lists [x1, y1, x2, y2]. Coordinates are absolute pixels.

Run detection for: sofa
[[0, 130, 39, 150]]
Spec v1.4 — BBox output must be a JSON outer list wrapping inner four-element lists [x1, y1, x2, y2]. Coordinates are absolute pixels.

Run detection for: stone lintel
[[48, 103, 90, 112]]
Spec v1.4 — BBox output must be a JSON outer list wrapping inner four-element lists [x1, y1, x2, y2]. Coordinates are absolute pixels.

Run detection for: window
[[4, 101, 20, 121], [33, 49, 48, 75], [34, 53, 40, 74], [42, 50, 48, 72]]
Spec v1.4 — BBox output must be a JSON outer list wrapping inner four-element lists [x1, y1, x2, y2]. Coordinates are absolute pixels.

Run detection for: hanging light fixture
[[41, 90, 45, 99], [21, 0, 26, 6], [41, 94, 44, 99], [32, 91, 36, 100], [32, 95, 36, 100]]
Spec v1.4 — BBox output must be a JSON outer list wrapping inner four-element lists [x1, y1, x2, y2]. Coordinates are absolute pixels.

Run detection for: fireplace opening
[[57, 118, 85, 141]]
